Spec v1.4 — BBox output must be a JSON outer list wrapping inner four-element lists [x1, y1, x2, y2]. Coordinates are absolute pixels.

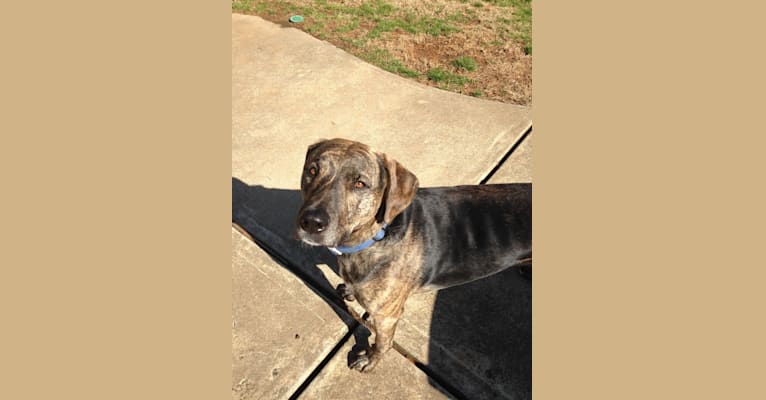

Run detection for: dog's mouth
[[299, 237, 323, 247], [298, 236, 327, 247], [299, 223, 373, 247], [296, 229, 340, 248]]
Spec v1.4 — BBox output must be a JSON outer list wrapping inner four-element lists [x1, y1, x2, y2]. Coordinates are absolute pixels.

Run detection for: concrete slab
[[231, 227, 353, 400], [299, 327, 453, 400], [488, 131, 533, 183]]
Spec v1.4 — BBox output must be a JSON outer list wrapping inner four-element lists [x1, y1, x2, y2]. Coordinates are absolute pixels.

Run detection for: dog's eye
[[354, 180, 366, 189], [308, 166, 317, 176]]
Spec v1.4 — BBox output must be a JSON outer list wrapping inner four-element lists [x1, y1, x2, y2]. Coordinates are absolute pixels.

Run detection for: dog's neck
[[345, 218, 388, 245], [328, 223, 388, 256]]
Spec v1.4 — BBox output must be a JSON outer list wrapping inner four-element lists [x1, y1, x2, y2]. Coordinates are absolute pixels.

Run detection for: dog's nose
[[300, 209, 329, 234]]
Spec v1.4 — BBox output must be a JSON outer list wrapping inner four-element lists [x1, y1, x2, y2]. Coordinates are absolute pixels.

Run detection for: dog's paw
[[348, 347, 379, 372], [349, 352, 369, 371], [348, 347, 368, 370], [336, 283, 356, 302]]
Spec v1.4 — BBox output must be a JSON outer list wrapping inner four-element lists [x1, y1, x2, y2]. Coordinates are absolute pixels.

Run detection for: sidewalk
[[232, 13, 532, 400]]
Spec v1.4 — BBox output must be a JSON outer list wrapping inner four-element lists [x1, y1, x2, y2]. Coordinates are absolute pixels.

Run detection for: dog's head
[[296, 138, 419, 247]]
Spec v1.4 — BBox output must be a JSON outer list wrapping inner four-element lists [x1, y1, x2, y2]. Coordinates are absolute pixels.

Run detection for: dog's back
[[388, 183, 532, 290]]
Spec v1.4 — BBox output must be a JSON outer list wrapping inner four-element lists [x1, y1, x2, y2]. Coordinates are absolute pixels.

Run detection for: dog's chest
[[338, 256, 382, 285]]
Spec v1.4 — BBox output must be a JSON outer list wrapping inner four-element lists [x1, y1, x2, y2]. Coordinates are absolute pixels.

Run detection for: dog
[[296, 138, 532, 372]]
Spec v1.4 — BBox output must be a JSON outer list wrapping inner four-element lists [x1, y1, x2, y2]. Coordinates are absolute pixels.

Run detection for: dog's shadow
[[232, 177, 339, 275], [232, 177, 531, 399], [427, 265, 531, 399]]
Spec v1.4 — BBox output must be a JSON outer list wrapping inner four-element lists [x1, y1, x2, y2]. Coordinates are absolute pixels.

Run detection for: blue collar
[[328, 223, 388, 256]]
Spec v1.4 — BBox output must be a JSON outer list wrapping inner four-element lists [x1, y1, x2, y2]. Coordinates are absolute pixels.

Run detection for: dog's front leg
[[349, 304, 405, 373]]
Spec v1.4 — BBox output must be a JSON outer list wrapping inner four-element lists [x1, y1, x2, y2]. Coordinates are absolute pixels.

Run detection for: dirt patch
[[379, 30, 531, 104], [233, 0, 532, 105]]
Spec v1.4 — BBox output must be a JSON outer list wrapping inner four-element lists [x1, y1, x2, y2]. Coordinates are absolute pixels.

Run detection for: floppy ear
[[301, 140, 325, 193], [377, 153, 419, 224], [304, 140, 325, 163]]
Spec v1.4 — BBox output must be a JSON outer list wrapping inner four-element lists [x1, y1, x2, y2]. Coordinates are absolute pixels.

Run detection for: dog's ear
[[377, 153, 419, 224], [304, 140, 325, 163], [301, 140, 325, 193]]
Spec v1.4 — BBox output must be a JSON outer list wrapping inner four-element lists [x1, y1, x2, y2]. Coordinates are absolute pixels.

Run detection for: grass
[[362, 49, 420, 78], [427, 68, 470, 86], [232, 0, 532, 105], [336, 20, 360, 33], [368, 13, 460, 39], [452, 56, 477, 71], [490, 0, 532, 54]]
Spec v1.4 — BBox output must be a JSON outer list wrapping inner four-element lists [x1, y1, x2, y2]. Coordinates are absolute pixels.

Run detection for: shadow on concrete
[[232, 177, 531, 399], [232, 177, 374, 368], [427, 267, 531, 400], [232, 177, 340, 276]]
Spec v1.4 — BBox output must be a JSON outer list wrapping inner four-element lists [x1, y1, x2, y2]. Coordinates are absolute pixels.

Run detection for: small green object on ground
[[289, 15, 304, 23]]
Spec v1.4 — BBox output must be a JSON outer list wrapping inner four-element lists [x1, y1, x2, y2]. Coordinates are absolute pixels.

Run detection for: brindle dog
[[296, 138, 532, 372]]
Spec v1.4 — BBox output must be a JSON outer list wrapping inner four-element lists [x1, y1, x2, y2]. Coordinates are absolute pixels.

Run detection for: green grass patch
[[312, 0, 385, 18], [305, 21, 328, 39], [427, 68, 469, 86], [470, 89, 483, 97], [314, 0, 396, 19], [356, 0, 396, 17], [232, 0, 251, 12], [452, 56, 477, 71], [368, 13, 459, 38], [416, 15, 460, 36], [503, 0, 532, 53], [350, 37, 369, 48], [447, 9, 476, 24], [336, 19, 360, 33], [362, 48, 420, 78], [232, 0, 272, 13], [478, 0, 531, 53], [484, 0, 518, 6], [290, 4, 315, 17]]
